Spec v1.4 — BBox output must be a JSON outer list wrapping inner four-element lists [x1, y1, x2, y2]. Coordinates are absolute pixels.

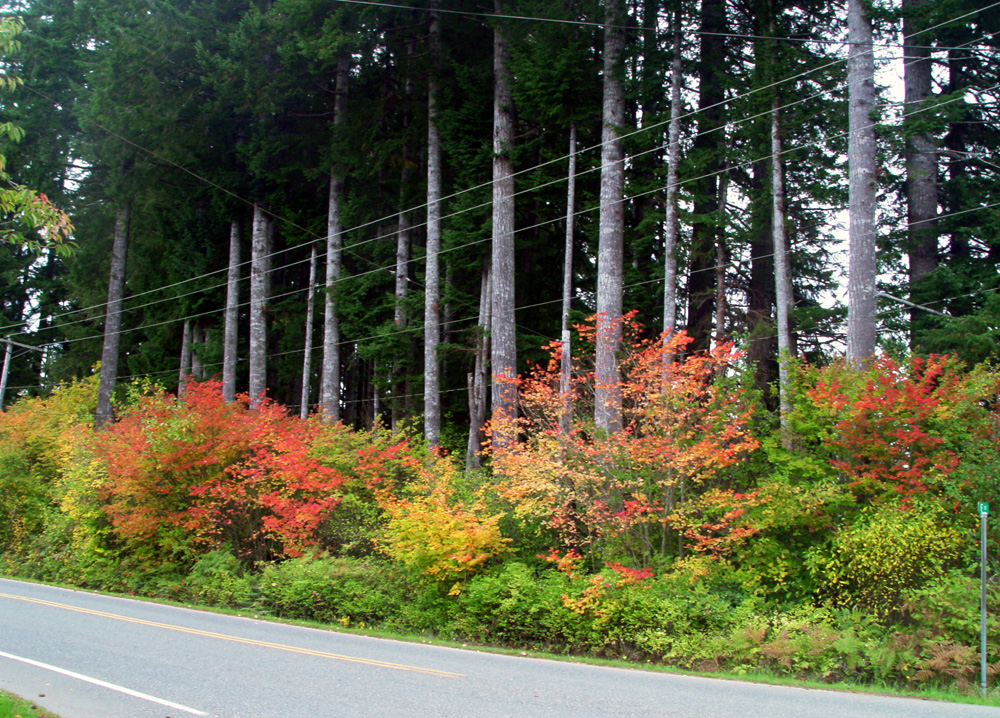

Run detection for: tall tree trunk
[[95, 203, 130, 429], [685, 0, 726, 353], [714, 168, 729, 344], [392, 20, 417, 432], [191, 322, 204, 380], [663, 7, 682, 338], [772, 99, 793, 442], [491, 1, 517, 441], [560, 124, 577, 435], [903, 0, 938, 346], [746, 4, 777, 401], [846, 0, 878, 362], [944, 48, 969, 263], [222, 219, 240, 402], [321, 58, 350, 421], [178, 318, 192, 397], [466, 260, 492, 471], [424, 0, 443, 446], [595, 0, 626, 433], [300, 243, 318, 419], [248, 203, 269, 404]]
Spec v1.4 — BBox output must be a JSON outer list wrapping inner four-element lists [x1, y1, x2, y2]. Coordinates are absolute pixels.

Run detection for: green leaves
[[0, 16, 74, 254]]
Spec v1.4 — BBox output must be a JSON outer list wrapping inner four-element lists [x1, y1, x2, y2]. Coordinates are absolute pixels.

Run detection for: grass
[[0, 691, 60, 718]]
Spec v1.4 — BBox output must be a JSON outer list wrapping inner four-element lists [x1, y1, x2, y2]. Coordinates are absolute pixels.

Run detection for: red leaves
[[807, 355, 966, 498], [97, 380, 346, 562], [489, 314, 760, 564]]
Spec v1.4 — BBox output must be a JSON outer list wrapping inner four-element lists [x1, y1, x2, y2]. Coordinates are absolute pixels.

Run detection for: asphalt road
[[0, 577, 996, 718]]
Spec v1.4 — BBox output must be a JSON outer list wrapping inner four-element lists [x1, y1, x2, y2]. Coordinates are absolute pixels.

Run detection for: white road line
[[0, 649, 208, 716]]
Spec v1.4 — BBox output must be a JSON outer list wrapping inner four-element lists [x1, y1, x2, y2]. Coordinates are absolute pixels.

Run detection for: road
[[0, 577, 996, 717]]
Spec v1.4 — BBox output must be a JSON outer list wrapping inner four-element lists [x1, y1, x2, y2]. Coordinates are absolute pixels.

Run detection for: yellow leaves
[[377, 454, 509, 583], [813, 503, 965, 617]]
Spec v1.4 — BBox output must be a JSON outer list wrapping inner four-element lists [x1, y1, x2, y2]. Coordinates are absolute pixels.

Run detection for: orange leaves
[[97, 380, 345, 563], [487, 314, 760, 564], [669, 489, 768, 560]]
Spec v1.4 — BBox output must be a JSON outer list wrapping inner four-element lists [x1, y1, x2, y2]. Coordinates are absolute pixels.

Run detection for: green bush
[[454, 562, 573, 649], [251, 555, 409, 626], [807, 504, 965, 618]]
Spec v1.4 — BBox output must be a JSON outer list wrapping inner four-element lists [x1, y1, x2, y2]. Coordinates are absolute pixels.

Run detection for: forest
[[0, 0, 999, 696]]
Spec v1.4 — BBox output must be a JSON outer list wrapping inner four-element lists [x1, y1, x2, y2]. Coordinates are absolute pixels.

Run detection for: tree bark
[[424, 0, 443, 446], [178, 318, 191, 397], [560, 124, 577, 435], [685, 0, 726, 353], [300, 243, 318, 419], [222, 219, 240, 402], [663, 7, 682, 338], [248, 203, 269, 405], [491, 1, 517, 441], [191, 321, 204, 381], [595, 0, 626, 433], [903, 0, 938, 345], [321, 58, 350, 421], [714, 168, 729, 344], [466, 260, 492, 471], [95, 203, 130, 429], [772, 99, 793, 441], [846, 0, 878, 363]]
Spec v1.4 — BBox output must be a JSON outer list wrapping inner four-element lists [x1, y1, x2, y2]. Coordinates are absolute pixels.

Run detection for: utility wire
[[331, 0, 1000, 52], [12, 77, 996, 355], [4, 6, 995, 348]]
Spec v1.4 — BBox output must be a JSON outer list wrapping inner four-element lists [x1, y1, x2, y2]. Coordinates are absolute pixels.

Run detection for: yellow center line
[[0, 592, 462, 678]]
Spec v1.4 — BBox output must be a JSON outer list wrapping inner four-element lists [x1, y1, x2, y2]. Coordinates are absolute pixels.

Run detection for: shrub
[[251, 555, 409, 626], [808, 503, 965, 618]]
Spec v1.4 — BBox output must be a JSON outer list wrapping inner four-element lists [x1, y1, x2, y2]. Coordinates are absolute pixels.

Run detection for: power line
[[4, 4, 994, 360], [331, 0, 1000, 53], [13, 73, 996, 357]]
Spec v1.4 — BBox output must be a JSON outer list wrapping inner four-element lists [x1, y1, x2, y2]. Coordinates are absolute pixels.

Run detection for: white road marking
[[0, 649, 208, 716]]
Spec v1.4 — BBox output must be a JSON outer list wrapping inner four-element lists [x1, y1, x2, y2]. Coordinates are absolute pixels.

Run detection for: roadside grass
[[0, 691, 60, 718], [3, 575, 997, 709]]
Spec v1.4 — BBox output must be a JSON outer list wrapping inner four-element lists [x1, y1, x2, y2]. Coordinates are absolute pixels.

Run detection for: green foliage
[[3, 349, 1000, 693], [251, 555, 409, 626], [0, 375, 98, 554], [0, 16, 74, 253], [808, 504, 965, 618], [886, 571, 1000, 690]]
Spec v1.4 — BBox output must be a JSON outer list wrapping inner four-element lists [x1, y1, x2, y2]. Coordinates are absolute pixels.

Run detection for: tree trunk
[[95, 203, 130, 429], [944, 49, 969, 263], [248, 203, 269, 405], [903, 0, 938, 345], [846, 0, 878, 363], [191, 321, 204, 381], [222, 219, 240, 402], [491, 1, 517, 441], [300, 243, 318, 419], [466, 259, 492, 471], [746, 5, 777, 401], [424, 0, 443, 446], [595, 0, 626, 433], [321, 58, 350, 421], [772, 99, 793, 442], [560, 124, 577, 435], [178, 318, 191, 397], [663, 7, 682, 338], [685, 0, 726, 353], [714, 168, 729, 344]]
